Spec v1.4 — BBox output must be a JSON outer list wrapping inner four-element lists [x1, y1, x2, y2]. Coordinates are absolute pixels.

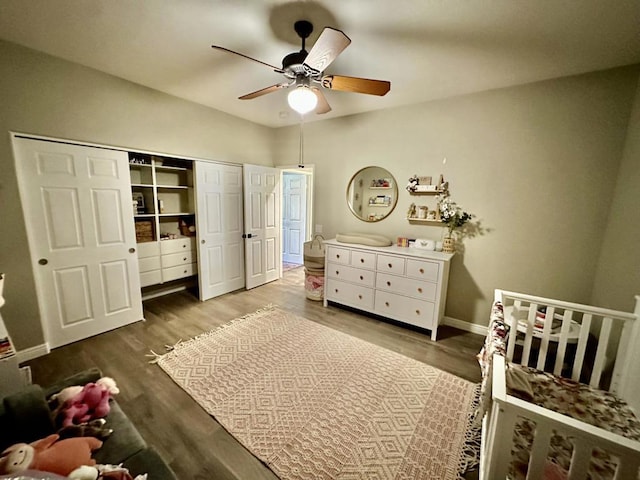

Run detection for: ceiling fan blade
[[311, 87, 331, 114], [321, 75, 391, 96], [303, 27, 351, 73], [211, 45, 283, 72], [239, 84, 287, 100]]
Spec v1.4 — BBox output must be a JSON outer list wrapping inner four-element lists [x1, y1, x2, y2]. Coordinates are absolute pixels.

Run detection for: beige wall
[[0, 40, 273, 351], [1, 37, 638, 353], [591, 75, 640, 312], [274, 66, 640, 326]]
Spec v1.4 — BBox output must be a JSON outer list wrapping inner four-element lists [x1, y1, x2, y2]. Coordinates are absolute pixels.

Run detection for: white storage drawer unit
[[137, 237, 197, 287], [137, 242, 162, 287], [324, 240, 453, 340], [161, 238, 196, 283]]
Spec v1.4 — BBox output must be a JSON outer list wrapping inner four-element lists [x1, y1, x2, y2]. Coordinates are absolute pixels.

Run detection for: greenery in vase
[[437, 195, 475, 237]]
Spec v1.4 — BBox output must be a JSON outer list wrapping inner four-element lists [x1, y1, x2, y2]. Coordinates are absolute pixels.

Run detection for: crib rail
[[483, 355, 640, 480], [495, 290, 640, 396]]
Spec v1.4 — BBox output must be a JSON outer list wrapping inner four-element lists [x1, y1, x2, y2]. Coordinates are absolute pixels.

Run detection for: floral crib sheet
[[478, 302, 640, 480]]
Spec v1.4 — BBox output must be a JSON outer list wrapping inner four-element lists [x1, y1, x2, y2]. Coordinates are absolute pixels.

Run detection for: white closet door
[[243, 164, 281, 290], [13, 137, 143, 349], [194, 161, 245, 301], [282, 172, 307, 265]]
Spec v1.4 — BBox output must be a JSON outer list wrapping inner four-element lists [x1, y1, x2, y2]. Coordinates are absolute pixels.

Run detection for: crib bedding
[[479, 301, 640, 480], [508, 364, 640, 480]]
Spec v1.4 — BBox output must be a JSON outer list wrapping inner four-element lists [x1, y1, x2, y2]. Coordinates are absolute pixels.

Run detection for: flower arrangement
[[437, 195, 475, 237]]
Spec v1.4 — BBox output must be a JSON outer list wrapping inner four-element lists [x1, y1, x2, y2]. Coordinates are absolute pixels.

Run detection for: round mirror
[[346, 166, 398, 222]]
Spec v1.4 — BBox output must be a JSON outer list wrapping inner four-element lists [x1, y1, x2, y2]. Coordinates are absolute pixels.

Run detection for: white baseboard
[[16, 342, 50, 363], [442, 316, 486, 336]]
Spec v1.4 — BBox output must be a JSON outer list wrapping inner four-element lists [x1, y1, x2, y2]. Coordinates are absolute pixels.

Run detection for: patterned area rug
[[156, 306, 479, 480]]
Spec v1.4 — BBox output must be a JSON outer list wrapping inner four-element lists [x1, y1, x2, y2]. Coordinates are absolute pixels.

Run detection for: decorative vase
[[442, 236, 455, 254]]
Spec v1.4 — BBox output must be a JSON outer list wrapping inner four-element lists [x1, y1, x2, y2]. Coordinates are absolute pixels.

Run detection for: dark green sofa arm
[[0, 384, 55, 449]]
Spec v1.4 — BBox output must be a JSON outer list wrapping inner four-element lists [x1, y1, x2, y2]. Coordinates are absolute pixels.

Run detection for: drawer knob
[[184, 270, 187, 274], [418, 287, 423, 293], [360, 258, 364, 263], [359, 275, 363, 280], [183, 257, 187, 261], [388, 263, 392, 268], [183, 244, 187, 248], [419, 268, 424, 274], [415, 309, 421, 315], [358, 294, 362, 299], [336, 270, 340, 275], [385, 301, 389, 307], [335, 288, 339, 293], [336, 254, 340, 258], [386, 281, 391, 286], [129, 247, 136, 253]]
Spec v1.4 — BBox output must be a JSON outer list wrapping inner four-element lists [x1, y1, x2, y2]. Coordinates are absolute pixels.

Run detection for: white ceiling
[[1, 1, 639, 128]]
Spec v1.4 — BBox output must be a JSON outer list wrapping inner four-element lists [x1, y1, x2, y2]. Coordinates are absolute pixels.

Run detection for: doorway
[[281, 167, 314, 272]]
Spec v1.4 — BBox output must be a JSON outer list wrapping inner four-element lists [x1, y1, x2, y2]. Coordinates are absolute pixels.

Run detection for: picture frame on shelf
[[132, 192, 145, 214]]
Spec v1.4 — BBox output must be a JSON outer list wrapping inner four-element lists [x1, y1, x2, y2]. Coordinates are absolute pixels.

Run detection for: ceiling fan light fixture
[[287, 86, 317, 114]]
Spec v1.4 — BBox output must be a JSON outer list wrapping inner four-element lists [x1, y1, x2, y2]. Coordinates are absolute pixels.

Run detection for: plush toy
[[68, 464, 146, 480], [56, 378, 119, 427], [50, 377, 119, 406], [0, 434, 102, 477], [406, 175, 419, 193]]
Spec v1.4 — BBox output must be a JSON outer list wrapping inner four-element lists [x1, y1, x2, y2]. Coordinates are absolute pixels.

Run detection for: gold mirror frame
[[346, 166, 398, 222]]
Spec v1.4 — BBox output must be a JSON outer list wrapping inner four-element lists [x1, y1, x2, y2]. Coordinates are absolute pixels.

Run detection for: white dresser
[[323, 239, 453, 340]]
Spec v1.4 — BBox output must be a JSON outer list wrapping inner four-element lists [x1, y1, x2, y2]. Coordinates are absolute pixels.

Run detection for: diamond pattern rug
[[156, 306, 479, 480]]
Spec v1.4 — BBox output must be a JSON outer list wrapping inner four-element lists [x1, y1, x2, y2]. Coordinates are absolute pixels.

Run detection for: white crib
[[479, 289, 640, 480]]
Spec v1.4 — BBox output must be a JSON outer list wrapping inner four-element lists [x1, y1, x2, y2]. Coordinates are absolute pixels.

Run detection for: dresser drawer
[[140, 269, 161, 288], [162, 250, 195, 268], [374, 291, 435, 330], [376, 273, 437, 302], [349, 250, 376, 269], [406, 259, 439, 283], [326, 246, 350, 265], [326, 278, 374, 310], [160, 237, 196, 255], [162, 262, 197, 282], [139, 256, 161, 273], [376, 254, 406, 275], [327, 263, 375, 287], [137, 241, 160, 258]]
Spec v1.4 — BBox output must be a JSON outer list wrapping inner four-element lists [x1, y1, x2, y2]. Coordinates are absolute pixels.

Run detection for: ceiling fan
[[211, 20, 391, 115]]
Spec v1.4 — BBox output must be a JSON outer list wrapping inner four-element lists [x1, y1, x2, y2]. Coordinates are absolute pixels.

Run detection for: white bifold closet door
[[243, 164, 281, 290], [13, 137, 143, 349], [194, 161, 245, 301]]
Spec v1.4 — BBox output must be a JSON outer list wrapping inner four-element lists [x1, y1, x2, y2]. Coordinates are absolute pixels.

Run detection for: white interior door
[[243, 164, 280, 290], [282, 172, 307, 265], [13, 137, 143, 349], [195, 161, 245, 301]]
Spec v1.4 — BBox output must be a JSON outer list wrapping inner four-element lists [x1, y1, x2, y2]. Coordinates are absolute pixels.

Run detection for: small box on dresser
[[323, 239, 453, 340]]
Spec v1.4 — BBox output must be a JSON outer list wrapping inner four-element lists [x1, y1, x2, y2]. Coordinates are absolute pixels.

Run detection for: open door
[[282, 171, 307, 265], [243, 164, 281, 289]]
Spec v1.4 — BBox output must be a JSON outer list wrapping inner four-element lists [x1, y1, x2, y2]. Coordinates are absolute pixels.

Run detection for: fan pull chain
[[298, 116, 305, 168]]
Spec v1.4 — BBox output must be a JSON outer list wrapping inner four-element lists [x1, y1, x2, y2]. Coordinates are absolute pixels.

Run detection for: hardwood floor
[[26, 268, 485, 479]]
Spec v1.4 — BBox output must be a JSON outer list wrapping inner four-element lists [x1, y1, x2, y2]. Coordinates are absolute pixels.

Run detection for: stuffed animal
[[406, 175, 419, 193], [50, 377, 119, 406], [68, 464, 146, 480], [55, 378, 119, 427], [0, 434, 102, 477]]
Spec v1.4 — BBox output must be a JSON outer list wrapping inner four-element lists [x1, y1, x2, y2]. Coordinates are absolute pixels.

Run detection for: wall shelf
[[407, 218, 443, 226], [408, 190, 443, 196]]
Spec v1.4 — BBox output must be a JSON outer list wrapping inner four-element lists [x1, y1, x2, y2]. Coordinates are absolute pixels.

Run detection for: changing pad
[[335, 233, 392, 247]]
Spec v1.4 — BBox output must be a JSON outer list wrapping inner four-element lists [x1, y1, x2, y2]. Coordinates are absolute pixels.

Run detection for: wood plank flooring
[[26, 267, 485, 479]]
